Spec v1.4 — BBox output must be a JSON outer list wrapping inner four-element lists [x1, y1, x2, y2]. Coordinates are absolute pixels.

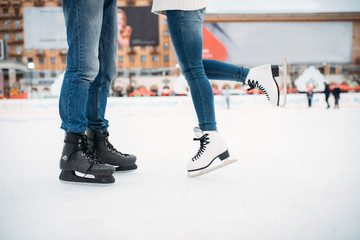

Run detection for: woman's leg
[[167, 9, 234, 176], [203, 59, 248, 82], [166, 9, 216, 131]]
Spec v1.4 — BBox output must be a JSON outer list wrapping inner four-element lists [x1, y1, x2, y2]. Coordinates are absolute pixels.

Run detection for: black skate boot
[[86, 128, 137, 171], [59, 132, 115, 184]]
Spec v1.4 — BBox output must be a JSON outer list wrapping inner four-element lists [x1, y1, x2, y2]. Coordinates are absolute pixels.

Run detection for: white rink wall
[[0, 93, 359, 113]]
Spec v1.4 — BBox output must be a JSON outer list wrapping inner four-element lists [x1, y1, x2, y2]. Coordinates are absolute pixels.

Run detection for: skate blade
[[187, 159, 238, 178], [59, 170, 115, 184], [115, 164, 138, 171], [279, 58, 287, 107]]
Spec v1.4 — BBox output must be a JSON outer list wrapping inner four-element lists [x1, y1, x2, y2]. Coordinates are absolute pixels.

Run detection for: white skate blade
[[187, 159, 238, 178], [279, 58, 287, 107]]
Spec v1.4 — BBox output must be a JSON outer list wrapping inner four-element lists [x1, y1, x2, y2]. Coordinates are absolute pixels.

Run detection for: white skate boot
[[243, 59, 287, 107], [187, 127, 237, 177]]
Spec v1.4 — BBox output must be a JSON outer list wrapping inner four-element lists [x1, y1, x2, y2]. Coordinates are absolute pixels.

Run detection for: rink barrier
[[0, 93, 360, 113]]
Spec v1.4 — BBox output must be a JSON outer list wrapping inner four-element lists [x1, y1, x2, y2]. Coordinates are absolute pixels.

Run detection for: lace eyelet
[[81, 152, 85, 156], [78, 144, 82, 147]]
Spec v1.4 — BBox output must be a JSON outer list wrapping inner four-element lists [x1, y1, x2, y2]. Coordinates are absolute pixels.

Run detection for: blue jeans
[[166, 9, 249, 131], [59, 0, 117, 133]]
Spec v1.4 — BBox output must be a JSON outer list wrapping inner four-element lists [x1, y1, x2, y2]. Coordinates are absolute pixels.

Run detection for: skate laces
[[77, 134, 101, 164], [246, 79, 269, 100], [103, 132, 129, 157], [192, 134, 210, 161]]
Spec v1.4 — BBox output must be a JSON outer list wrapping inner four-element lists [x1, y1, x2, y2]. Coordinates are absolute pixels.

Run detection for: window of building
[[330, 67, 336, 74], [164, 55, 169, 62], [50, 49, 56, 52], [152, 55, 158, 62], [141, 55, 146, 62], [14, 8, 20, 15], [129, 56, 135, 62], [163, 30, 169, 37], [3, 9, 8, 14], [140, 71, 149, 76], [15, 21, 21, 28], [342, 65, 348, 75], [16, 46, 22, 54], [51, 57, 56, 64], [4, 33, 9, 39], [163, 18, 167, 25], [118, 56, 124, 62], [39, 58, 44, 64], [62, 57, 67, 63], [51, 71, 57, 77], [28, 58, 33, 62], [163, 42, 169, 49], [15, 33, 22, 40], [152, 71, 162, 76], [4, 21, 10, 27], [39, 72, 45, 78]]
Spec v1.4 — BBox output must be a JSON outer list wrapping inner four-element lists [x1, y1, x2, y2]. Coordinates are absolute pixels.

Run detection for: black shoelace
[[192, 134, 210, 161], [246, 79, 269, 100], [76, 134, 103, 175], [103, 132, 129, 157]]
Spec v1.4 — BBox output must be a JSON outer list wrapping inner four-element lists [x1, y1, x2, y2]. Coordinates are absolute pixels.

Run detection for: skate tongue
[[193, 127, 203, 138]]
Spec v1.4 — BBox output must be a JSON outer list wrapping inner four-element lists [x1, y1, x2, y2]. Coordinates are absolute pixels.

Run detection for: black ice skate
[[86, 128, 137, 171], [59, 132, 115, 184]]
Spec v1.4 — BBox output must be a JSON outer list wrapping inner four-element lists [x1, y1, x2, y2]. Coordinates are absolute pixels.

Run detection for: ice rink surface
[[1, 98, 360, 240]]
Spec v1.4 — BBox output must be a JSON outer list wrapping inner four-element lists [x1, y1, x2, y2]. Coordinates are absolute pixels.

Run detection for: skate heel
[[218, 150, 230, 161], [271, 65, 279, 77]]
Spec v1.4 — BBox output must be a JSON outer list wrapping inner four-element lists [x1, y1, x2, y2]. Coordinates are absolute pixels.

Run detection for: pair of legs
[[166, 9, 282, 176], [325, 94, 330, 108], [60, 0, 117, 133], [166, 9, 249, 131], [334, 97, 340, 109], [59, 0, 136, 184], [166, 9, 249, 176], [307, 95, 313, 107]]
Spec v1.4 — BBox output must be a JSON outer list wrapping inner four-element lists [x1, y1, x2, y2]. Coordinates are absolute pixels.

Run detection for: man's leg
[[86, 0, 137, 171], [59, 0, 115, 184], [59, 0, 104, 133]]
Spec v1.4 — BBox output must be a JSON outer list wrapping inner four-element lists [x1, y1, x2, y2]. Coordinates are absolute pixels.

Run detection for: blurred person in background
[[324, 82, 331, 109], [306, 86, 314, 108], [58, 0, 137, 184], [332, 84, 341, 109], [152, 0, 284, 176]]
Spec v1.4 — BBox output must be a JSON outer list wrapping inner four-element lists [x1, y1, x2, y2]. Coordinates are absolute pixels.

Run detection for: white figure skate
[[187, 127, 237, 177], [243, 59, 287, 107]]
